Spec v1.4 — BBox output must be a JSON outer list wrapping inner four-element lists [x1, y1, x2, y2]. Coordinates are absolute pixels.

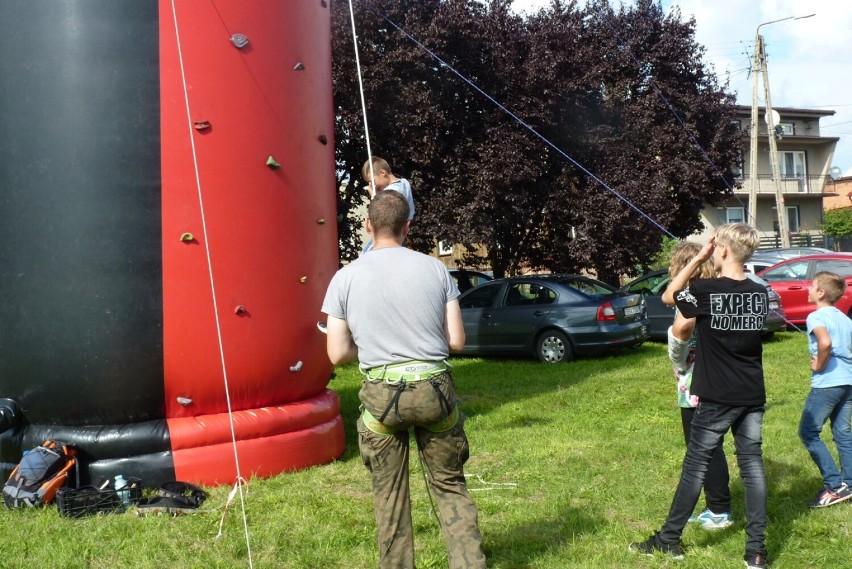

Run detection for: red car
[[758, 253, 852, 325]]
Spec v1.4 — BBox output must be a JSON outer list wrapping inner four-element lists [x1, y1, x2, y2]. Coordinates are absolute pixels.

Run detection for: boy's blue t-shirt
[[384, 179, 415, 220], [807, 305, 852, 388]]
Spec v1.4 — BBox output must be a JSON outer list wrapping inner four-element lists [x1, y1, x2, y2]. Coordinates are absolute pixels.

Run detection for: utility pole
[[747, 36, 760, 229], [748, 14, 814, 247], [756, 33, 790, 247]]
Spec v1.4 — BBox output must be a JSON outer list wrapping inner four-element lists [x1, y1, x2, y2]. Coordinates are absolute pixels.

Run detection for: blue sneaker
[[689, 508, 733, 530]]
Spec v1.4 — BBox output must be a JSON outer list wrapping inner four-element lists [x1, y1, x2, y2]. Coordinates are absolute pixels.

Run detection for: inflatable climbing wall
[[0, 1, 344, 486]]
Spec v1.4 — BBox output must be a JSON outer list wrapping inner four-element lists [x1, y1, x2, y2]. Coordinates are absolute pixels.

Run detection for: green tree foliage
[[330, 0, 741, 281], [822, 208, 852, 238]]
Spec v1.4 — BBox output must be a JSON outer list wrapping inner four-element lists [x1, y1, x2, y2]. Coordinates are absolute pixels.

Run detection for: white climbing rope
[[348, 0, 376, 190], [168, 2, 253, 566]]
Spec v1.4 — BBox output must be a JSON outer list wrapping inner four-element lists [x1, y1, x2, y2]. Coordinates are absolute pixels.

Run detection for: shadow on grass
[[483, 503, 602, 567], [763, 455, 822, 557]]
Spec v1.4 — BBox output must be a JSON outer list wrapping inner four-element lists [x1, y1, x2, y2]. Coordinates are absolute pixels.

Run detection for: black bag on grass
[[3, 440, 77, 508]]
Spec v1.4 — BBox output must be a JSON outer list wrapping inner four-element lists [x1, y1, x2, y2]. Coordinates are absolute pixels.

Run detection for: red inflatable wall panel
[[159, 0, 343, 483]]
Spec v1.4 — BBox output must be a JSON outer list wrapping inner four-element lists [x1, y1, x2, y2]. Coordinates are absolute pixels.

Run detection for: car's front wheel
[[536, 330, 573, 364]]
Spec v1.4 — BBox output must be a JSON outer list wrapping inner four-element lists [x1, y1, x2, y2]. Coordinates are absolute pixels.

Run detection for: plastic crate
[[56, 477, 142, 518]]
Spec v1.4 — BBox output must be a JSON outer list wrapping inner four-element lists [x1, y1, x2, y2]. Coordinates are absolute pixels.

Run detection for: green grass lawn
[[2, 331, 852, 568]]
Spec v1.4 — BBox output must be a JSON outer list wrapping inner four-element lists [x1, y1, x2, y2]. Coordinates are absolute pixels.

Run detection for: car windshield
[[559, 277, 614, 297], [625, 273, 667, 296]]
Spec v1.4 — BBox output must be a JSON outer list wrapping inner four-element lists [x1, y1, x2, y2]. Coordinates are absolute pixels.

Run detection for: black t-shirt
[[674, 277, 768, 405]]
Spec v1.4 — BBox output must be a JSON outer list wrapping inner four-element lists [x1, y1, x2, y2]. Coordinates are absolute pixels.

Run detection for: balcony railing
[[735, 174, 832, 195]]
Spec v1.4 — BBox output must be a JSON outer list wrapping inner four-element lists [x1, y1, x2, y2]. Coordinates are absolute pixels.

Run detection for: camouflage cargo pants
[[358, 372, 486, 569]]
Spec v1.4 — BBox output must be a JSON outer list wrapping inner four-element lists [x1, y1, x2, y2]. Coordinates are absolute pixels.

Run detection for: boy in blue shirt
[[799, 271, 852, 508]]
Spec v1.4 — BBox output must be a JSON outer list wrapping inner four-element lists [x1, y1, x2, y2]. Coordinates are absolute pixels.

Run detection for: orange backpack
[[3, 440, 77, 508]]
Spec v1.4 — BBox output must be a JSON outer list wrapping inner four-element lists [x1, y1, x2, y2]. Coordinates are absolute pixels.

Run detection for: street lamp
[[747, 13, 815, 248]]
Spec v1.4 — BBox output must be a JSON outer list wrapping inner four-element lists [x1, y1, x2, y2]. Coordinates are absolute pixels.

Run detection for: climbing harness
[[360, 360, 456, 427], [358, 360, 459, 434]]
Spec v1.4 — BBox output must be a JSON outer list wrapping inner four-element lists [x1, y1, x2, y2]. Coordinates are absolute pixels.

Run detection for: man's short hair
[[814, 271, 847, 304], [368, 190, 409, 238], [713, 223, 760, 263]]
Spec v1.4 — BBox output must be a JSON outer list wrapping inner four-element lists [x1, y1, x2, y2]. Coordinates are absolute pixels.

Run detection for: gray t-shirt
[[321, 247, 459, 368]]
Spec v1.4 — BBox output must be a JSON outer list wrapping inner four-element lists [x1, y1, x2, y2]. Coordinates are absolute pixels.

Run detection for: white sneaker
[[689, 508, 733, 530]]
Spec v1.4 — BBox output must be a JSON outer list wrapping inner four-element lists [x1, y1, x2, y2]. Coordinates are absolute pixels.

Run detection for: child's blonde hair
[[362, 156, 392, 181], [713, 223, 760, 263], [813, 271, 847, 304], [668, 241, 714, 282]]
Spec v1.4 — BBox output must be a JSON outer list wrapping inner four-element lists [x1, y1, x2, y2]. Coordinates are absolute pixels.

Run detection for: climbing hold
[[321, 0, 328, 7], [318, 134, 328, 145], [230, 34, 249, 49], [289, 361, 303, 373], [266, 156, 281, 169], [180, 232, 194, 242], [293, 63, 305, 71], [299, 276, 308, 283], [177, 397, 193, 406], [234, 305, 247, 314], [316, 218, 326, 225], [193, 121, 211, 131]]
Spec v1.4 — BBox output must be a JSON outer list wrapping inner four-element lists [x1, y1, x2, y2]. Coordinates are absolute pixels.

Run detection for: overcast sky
[[512, 0, 852, 176]]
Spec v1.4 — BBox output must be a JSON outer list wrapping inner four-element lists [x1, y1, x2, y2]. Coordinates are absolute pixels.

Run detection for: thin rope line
[[169, 2, 253, 564], [365, 2, 674, 238], [594, 5, 754, 226], [596, 7, 806, 333], [364, 3, 803, 333], [349, 0, 376, 188]]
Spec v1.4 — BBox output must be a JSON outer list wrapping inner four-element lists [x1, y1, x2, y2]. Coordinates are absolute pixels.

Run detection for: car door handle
[[787, 286, 803, 290], [481, 314, 492, 319], [533, 311, 544, 317]]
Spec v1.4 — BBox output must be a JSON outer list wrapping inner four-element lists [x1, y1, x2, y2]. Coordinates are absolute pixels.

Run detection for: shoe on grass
[[629, 532, 684, 559], [689, 508, 733, 529], [809, 483, 852, 508], [744, 552, 767, 568]]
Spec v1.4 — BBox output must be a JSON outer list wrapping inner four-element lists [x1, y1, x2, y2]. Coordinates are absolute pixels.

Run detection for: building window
[[771, 205, 800, 233], [778, 122, 795, 136], [438, 241, 453, 256], [779, 151, 807, 178], [779, 151, 807, 192], [725, 207, 744, 224]]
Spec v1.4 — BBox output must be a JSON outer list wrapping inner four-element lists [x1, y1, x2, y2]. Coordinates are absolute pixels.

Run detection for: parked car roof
[[755, 247, 833, 260]]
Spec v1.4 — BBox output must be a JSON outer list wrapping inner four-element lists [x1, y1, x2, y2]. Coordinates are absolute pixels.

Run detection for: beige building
[[699, 105, 839, 247]]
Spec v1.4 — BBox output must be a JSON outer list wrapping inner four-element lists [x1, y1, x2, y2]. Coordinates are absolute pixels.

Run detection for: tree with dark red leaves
[[331, 0, 740, 283]]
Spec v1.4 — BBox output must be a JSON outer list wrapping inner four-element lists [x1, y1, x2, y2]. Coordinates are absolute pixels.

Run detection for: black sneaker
[[317, 321, 328, 334], [809, 483, 852, 508], [629, 532, 684, 559], [744, 552, 768, 568]]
